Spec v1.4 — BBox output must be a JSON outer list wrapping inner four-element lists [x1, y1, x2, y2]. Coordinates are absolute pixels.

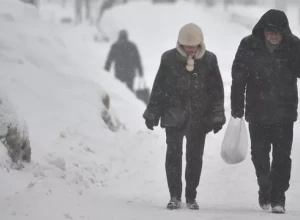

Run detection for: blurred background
[[17, 0, 300, 105], [19, 0, 300, 69]]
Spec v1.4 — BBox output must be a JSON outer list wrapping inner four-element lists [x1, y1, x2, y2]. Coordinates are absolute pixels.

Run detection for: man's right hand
[[145, 119, 155, 130]]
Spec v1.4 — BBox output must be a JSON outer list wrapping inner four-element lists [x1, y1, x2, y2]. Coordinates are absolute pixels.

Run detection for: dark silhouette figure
[[105, 30, 144, 91]]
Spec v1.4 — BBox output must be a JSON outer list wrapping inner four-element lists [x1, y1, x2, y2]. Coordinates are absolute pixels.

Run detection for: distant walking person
[[105, 30, 144, 91]]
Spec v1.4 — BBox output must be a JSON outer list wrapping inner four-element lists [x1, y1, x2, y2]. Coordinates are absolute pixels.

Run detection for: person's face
[[264, 30, 283, 45], [183, 45, 199, 56]]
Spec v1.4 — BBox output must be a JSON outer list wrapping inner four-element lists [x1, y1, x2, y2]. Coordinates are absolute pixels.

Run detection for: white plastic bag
[[221, 117, 248, 164]]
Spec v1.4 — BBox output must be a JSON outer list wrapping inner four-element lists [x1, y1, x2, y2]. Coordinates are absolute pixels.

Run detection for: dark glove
[[212, 114, 225, 134], [145, 119, 155, 130], [213, 123, 223, 134]]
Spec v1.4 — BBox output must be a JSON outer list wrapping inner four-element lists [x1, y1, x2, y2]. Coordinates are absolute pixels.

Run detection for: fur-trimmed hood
[[176, 23, 206, 72]]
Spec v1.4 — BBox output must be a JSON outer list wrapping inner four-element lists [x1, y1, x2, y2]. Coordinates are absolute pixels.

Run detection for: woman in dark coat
[[143, 23, 226, 210]]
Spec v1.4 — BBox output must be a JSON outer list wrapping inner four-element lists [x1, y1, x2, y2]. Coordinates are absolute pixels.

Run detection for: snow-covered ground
[[0, 0, 300, 219]]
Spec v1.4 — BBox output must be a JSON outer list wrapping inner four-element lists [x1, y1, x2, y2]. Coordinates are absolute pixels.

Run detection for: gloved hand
[[213, 123, 223, 134], [145, 119, 156, 130], [212, 114, 225, 134]]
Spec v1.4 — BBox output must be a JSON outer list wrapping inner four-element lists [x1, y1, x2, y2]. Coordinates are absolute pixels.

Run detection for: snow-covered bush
[[0, 89, 31, 168]]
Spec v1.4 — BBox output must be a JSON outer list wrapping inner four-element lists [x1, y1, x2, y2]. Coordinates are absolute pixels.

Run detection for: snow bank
[[0, 0, 139, 176], [0, 0, 153, 202], [0, 88, 28, 139], [0, 88, 31, 166]]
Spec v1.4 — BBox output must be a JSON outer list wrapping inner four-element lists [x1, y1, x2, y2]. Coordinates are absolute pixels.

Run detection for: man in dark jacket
[[104, 30, 144, 91], [143, 23, 226, 210], [231, 9, 300, 214]]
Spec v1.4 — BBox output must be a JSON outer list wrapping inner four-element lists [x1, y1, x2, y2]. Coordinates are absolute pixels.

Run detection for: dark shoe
[[271, 191, 285, 211], [272, 205, 286, 214], [186, 199, 199, 210], [167, 197, 181, 210], [259, 191, 271, 210]]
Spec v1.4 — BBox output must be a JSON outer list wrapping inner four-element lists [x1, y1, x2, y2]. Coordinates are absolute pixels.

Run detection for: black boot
[[259, 190, 271, 210], [271, 192, 286, 214], [167, 197, 181, 210], [272, 205, 286, 214], [186, 198, 199, 210]]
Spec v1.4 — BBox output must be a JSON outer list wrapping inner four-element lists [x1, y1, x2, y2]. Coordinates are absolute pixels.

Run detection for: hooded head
[[118, 29, 128, 42], [252, 9, 292, 40], [176, 23, 206, 72]]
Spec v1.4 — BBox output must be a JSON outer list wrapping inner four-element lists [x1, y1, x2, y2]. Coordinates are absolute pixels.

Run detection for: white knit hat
[[176, 23, 206, 72]]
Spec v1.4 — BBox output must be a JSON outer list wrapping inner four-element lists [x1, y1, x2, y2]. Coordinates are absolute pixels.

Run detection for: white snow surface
[[0, 0, 300, 219], [0, 88, 29, 140]]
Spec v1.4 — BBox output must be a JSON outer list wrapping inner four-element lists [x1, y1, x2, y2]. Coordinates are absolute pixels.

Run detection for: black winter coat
[[231, 9, 300, 124], [105, 39, 143, 82], [143, 48, 225, 133]]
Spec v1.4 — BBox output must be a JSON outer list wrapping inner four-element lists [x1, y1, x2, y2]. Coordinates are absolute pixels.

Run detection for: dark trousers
[[165, 126, 206, 200], [249, 122, 293, 206]]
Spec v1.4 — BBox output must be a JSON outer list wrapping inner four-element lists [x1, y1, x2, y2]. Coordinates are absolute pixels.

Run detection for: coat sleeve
[[291, 37, 300, 78], [104, 44, 116, 72], [142, 55, 168, 125], [231, 38, 249, 118], [210, 54, 226, 125]]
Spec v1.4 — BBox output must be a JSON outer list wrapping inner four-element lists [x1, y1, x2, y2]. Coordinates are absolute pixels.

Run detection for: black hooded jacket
[[231, 9, 300, 124]]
